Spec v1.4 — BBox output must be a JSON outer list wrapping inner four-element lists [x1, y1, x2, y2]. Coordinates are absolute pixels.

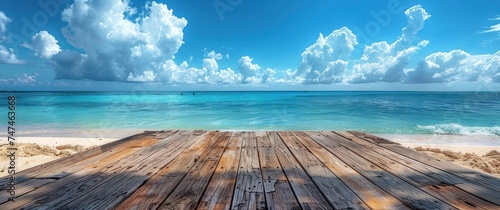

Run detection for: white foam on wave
[[417, 123, 500, 136]]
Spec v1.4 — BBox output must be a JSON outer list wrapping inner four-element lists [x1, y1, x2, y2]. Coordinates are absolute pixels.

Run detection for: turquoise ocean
[[3, 91, 500, 136]]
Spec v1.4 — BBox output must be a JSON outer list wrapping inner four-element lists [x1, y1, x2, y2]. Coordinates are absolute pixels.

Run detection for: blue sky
[[0, 0, 500, 91]]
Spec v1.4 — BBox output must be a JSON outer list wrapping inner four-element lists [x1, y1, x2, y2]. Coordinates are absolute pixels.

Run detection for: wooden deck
[[1, 131, 500, 209]]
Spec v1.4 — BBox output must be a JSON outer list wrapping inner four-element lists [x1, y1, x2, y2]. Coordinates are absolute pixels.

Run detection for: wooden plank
[[269, 132, 332, 210], [116, 131, 221, 209], [0, 131, 166, 208], [17, 130, 204, 209], [347, 131, 500, 205], [349, 131, 500, 188], [231, 132, 266, 210], [334, 131, 463, 186], [291, 132, 407, 210], [256, 131, 301, 210], [159, 132, 232, 209], [278, 131, 369, 210], [318, 132, 446, 187], [328, 132, 500, 209], [0, 178, 56, 203], [308, 131, 455, 210], [63, 130, 210, 209], [197, 132, 243, 210], [0, 131, 159, 190], [421, 185, 498, 210]]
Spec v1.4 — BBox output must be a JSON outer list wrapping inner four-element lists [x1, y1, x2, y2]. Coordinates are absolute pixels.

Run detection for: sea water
[[3, 91, 500, 136]]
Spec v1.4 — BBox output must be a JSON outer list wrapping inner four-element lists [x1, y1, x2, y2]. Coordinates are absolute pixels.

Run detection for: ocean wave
[[417, 123, 500, 136]]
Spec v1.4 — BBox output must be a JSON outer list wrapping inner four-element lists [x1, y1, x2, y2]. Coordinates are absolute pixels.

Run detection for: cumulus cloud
[[52, 0, 188, 81], [398, 5, 431, 45], [290, 27, 357, 84], [0, 10, 23, 64], [346, 5, 430, 83], [239, 56, 261, 83], [22, 31, 61, 59], [407, 50, 500, 83], [136, 50, 241, 84], [26, 2, 500, 85]]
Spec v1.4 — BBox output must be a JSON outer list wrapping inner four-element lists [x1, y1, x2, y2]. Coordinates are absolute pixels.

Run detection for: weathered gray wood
[[278, 131, 369, 210], [0, 178, 56, 203], [159, 132, 231, 209], [421, 185, 498, 210], [309, 131, 455, 209], [197, 132, 243, 210], [268, 132, 332, 210], [232, 132, 266, 210], [347, 131, 500, 206], [292, 132, 407, 210], [256, 131, 301, 210]]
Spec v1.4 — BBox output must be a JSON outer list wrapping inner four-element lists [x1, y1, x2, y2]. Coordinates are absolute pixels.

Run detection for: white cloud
[[206, 50, 223, 60], [0, 11, 10, 34], [23, 31, 61, 59], [406, 50, 500, 83], [291, 27, 357, 84], [261, 68, 276, 83], [0, 10, 23, 64], [30, 3, 500, 86], [346, 5, 430, 84], [0, 73, 39, 85], [238, 56, 261, 83], [0, 45, 23, 64], [303, 60, 348, 84], [130, 50, 241, 84], [484, 16, 500, 33], [398, 5, 431, 45], [52, 0, 188, 81], [484, 23, 500, 33]]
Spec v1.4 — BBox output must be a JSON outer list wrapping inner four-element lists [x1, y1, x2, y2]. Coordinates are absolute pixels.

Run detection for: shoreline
[[1, 132, 499, 177]]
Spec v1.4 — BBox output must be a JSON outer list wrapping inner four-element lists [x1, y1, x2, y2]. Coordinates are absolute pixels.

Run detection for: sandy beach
[[1, 133, 499, 178]]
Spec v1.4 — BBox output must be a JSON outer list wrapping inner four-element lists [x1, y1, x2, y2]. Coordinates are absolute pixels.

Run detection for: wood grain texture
[[294, 131, 407, 210], [256, 131, 300, 210], [197, 132, 243, 210], [58, 130, 206, 209], [347, 131, 500, 206], [2, 130, 499, 210], [268, 132, 332, 210], [278, 131, 369, 210], [159, 132, 231, 209], [115, 131, 220, 210], [0, 131, 166, 209], [231, 132, 266, 210]]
